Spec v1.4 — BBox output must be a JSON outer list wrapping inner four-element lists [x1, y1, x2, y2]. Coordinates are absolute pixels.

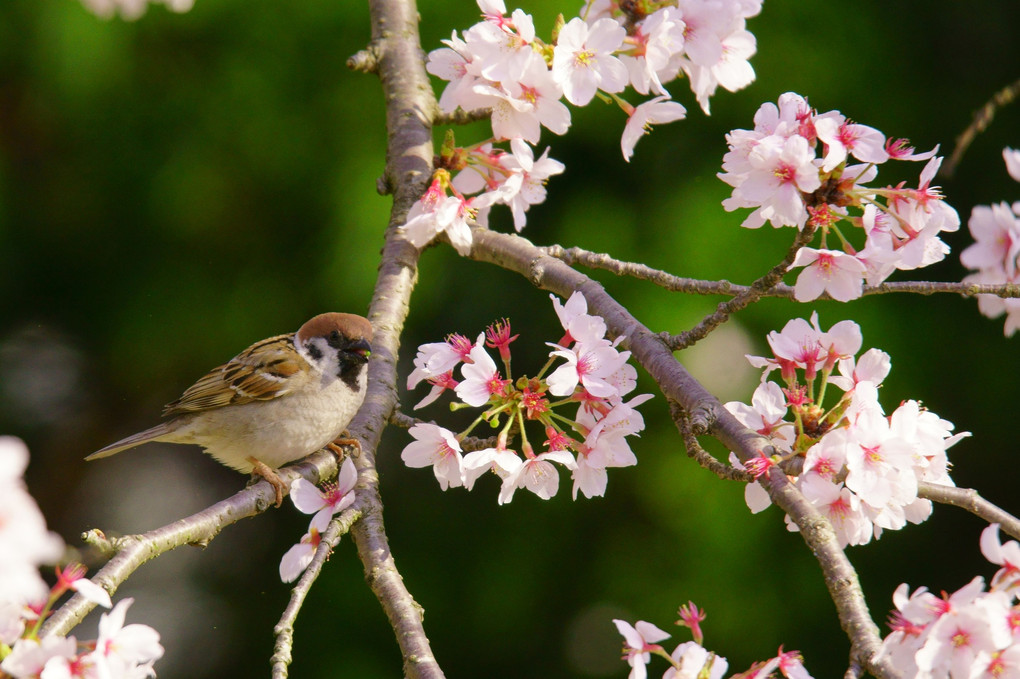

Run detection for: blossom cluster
[[406, 0, 762, 253], [613, 602, 812, 679], [961, 148, 1020, 336], [279, 457, 358, 583], [726, 313, 968, 548], [1, 437, 163, 679], [718, 92, 960, 303], [402, 291, 651, 503], [78, 0, 192, 21], [878, 523, 1020, 679]]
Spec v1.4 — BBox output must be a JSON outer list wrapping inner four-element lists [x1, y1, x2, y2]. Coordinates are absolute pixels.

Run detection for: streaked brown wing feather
[[162, 333, 308, 417]]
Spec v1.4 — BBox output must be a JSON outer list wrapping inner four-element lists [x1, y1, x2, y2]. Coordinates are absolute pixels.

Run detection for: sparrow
[[87, 312, 373, 506]]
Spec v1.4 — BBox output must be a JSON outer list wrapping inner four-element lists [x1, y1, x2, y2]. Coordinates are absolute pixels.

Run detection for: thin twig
[[670, 400, 750, 482], [545, 244, 1020, 301], [271, 504, 362, 679], [918, 482, 1020, 540], [671, 224, 817, 350], [941, 77, 1020, 178]]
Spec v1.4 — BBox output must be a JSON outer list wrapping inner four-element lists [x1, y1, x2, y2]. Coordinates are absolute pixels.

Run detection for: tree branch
[[341, 0, 446, 677], [545, 244, 1020, 300], [941, 76, 1020, 178], [469, 226, 900, 679], [272, 504, 363, 679], [670, 400, 751, 482], [669, 223, 817, 350], [918, 482, 1020, 540], [42, 452, 339, 637]]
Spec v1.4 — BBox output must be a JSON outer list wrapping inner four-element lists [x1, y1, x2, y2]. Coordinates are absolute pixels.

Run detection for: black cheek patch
[[305, 341, 324, 362]]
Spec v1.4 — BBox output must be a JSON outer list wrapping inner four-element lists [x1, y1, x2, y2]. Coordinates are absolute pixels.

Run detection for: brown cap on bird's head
[[296, 313, 373, 349]]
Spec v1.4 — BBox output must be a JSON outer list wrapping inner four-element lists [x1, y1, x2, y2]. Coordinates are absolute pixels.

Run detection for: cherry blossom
[[89, 598, 164, 678], [959, 153, 1020, 335], [455, 336, 507, 406], [498, 450, 576, 504], [279, 528, 321, 583], [621, 96, 687, 162], [1005, 147, 1020, 182], [402, 293, 650, 503], [290, 456, 358, 532], [401, 424, 466, 490], [790, 247, 866, 302], [734, 314, 966, 547], [496, 139, 565, 230], [551, 17, 628, 106], [613, 619, 671, 679]]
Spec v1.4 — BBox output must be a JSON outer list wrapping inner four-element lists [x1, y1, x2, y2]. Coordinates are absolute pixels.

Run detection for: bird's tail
[[85, 422, 178, 461]]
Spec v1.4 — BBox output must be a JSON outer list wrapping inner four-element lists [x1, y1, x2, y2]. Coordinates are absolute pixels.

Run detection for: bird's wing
[[162, 333, 310, 416]]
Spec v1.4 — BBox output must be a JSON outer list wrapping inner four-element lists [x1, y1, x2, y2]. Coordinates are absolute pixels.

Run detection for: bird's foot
[[327, 431, 362, 461], [247, 456, 285, 507]]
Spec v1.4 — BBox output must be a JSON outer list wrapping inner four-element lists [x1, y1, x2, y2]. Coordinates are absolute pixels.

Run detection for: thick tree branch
[[340, 0, 445, 677], [469, 226, 900, 679]]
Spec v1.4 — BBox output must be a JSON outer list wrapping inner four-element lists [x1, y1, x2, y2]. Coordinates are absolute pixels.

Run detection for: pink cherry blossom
[[497, 139, 565, 229], [721, 133, 821, 229], [546, 339, 628, 399], [620, 8, 685, 96], [279, 528, 321, 583], [613, 619, 670, 679], [402, 184, 476, 255], [621, 96, 687, 162], [664, 641, 728, 679], [551, 17, 627, 106], [401, 424, 465, 490], [89, 598, 164, 677], [406, 333, 475, 389], [462, 446, 522, 490], [814, 111, 889, 172], [290, 456, 358, 532], [790, 247, 866, 302], [498, 450, 576, 504], [1004, 147, 1020, 183], [980, 523, 1020, 589], [455, 336, 507, 406]]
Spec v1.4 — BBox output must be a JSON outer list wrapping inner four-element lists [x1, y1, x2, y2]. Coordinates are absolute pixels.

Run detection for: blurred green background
[[2, 0, 1019, 677]]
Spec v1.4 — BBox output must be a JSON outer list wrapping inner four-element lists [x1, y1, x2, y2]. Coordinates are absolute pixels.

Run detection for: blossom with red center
[[885, 137, 938, 161], [613, 619, 671, 679], [456, 336, 509, 407], [401, 423, 465, 491], [290, 457, 359, 532], [743, 452, 775, 480], [54, 564, 112, 609], [521, 385, 549, 419], [790, 247, 866, 302], [544, 426, 574, 452]]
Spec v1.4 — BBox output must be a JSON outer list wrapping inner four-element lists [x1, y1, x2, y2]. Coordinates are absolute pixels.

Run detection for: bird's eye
[[329, 330, 341, 343]]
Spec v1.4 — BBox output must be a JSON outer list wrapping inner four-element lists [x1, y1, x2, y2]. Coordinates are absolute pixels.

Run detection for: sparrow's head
[[296, 313, 373, 388]]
